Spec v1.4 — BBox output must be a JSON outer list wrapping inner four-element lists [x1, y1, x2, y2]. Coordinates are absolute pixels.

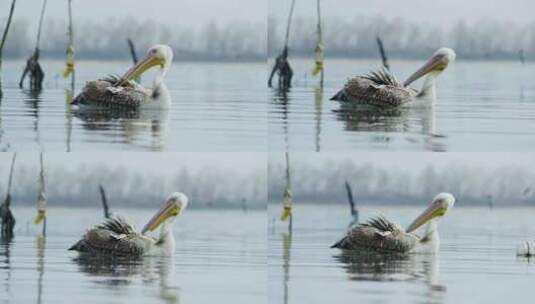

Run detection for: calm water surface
[[0, 59, 266, 151], [269, 59, 535, 151], [0, 207, 266, 303], [268, 204, 535, 304]]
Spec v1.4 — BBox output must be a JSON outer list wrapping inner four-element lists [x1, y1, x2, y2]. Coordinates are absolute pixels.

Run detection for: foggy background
[[0, 153, 266, 209], [268, 153, 535, 206], [269, 0, 535, 60], [0, 0, 265, 61]]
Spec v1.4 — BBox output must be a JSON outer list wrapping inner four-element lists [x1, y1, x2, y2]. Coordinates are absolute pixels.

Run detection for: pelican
[[331, 193, 455, 253], [69, 192, 188, 257], [72, 44, 174, 109], [331, 48, 456, 108]]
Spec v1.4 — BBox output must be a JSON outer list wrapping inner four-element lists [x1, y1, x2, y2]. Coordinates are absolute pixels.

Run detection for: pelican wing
[[73, 79, 148, 108], [331, 216, 419, 253], [69, 217, 152, 256]]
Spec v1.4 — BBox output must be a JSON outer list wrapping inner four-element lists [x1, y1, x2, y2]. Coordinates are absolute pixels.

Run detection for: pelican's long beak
[[406, 203, 447, 233], [141, 199, 181, 234], [403, 55, 447, 87], [117, 52, 165, 86]]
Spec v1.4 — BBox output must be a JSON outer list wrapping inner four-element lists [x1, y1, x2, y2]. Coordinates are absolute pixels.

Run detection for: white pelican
[[73, 44, 174, 109], [69, 192, 188, 257], [331, 193, 455, 253], [331, 48, 456, 108]]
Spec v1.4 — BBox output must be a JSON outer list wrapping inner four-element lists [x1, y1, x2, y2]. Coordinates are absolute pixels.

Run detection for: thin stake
[[127, 38, 138, 64], [0, 0, 17, 96], [99, 184, 110, 219], [284, 0, 296, 48], [345, 181, 358, 225], [344, 181, 355, 216], [127, 38, 140, 82], [66, 0, 75, 91], [35, 0, 48, 50], [376, 36, 390, 71], [316, 0, 324, 86]]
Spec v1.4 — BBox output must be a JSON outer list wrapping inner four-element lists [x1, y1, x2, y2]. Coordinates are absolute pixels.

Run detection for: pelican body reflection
[[72, 254, 179, 303], [332, 251, 445, 302]]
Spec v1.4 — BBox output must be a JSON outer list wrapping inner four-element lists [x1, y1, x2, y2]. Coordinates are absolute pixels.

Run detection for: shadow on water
[[71, 254, 180, 303], [333, 251, 446, 303]]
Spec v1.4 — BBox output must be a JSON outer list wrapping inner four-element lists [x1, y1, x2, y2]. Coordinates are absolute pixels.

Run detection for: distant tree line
[[1, 17, 266, 61], [268, 159, 535, 206], [269, 15, 535, 61], [0, 163, 266, 209]]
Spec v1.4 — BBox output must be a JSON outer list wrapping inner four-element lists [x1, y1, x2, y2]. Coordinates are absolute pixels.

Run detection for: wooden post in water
[[127, 38, 138, 64], [99, 184, 110, 219], [313, 0, 324, 87], [268, 0, 295, 90], [376, 36, 390, 71], [127, 38, 140, 82], [19, 0, 47, 90], [344, 181, 358, 225], [0, 0, 17, 97], [63, 0, 75, 92]]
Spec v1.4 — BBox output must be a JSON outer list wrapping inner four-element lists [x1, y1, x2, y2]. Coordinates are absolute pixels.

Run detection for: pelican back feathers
[[69, 216, 153, 257], [331, 216, 419, 253], [331, 69, 416, 108], [73, 77, 148, 109]]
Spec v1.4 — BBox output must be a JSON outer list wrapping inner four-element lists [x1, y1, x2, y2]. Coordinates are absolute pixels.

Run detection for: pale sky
[[4, 0, 532, 31], [2, 0, 266, 28], [270, 0, 535, 28]]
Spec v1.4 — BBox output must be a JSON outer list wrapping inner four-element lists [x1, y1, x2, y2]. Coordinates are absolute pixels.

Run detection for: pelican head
[[118, 44, 174, 86], [406, 192, 455, 233], [141, 192, 188, 234], [403, 48, 456, 87]]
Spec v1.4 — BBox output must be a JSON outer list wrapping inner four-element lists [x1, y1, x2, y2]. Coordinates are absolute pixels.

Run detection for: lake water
[[268, 204, 535, 304], [0, 207, 266, 303], [0, 59, 266, 151], [269, 59, 535, 151]]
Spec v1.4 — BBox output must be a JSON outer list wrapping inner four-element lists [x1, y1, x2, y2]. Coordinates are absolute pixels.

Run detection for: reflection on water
[[332, 252, 446, 303], [72, 255, 179, 303], [0, 60, 266, 151], [313, 88, 322, 152], [269, 59, 535, 151], [333, 104, 446, 151], [36, 236, 45, 304], [73, 108, 170, 151], [281, 232, 292, 304]]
